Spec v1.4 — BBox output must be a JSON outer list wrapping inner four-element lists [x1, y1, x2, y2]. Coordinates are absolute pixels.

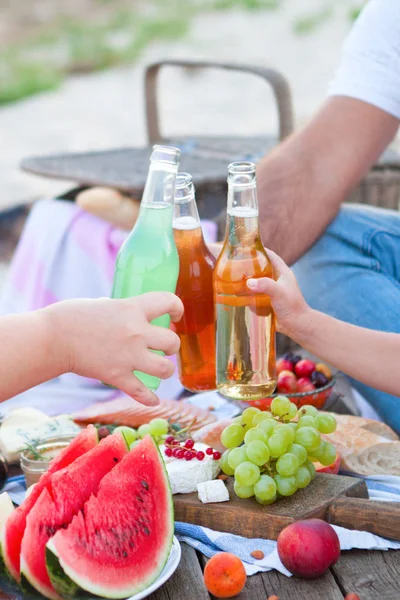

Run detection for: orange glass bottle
[[173, 173, 216, 392], [213, 162, 276, 401]]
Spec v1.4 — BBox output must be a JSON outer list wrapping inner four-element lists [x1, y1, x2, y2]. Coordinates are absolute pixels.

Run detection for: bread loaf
[[76, 187, 139, 230], [323, 414, 400, 476]]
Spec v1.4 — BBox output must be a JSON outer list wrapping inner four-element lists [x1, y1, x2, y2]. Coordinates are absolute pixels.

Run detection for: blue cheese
[[0, 408, 81, 463]]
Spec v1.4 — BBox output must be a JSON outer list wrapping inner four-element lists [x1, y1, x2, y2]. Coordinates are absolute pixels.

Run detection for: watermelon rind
[[46, 436, 174, 599]]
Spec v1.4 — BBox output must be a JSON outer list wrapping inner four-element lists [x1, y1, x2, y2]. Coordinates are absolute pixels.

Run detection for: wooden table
[[0, 542, 399, 600], [144, 543, 400, 600]]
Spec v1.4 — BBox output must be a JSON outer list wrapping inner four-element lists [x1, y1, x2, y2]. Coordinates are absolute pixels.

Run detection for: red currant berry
[[184, 439, 194, 449], [165, 447, 173, 457], [213, 451, 221, 460], [196, 451, 205, 461], [176, 449, 185, 459], [206, 447, 213, 455], [172, 447, 180, 457], [185, 452, 194, 461], [165, 435, 175, 445]]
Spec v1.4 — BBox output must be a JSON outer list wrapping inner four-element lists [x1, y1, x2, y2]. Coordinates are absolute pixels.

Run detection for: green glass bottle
[[111, 145, 181, 390]]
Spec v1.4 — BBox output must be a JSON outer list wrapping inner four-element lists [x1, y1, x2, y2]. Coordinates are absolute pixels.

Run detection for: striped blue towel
[[4, 475, 400, 577]]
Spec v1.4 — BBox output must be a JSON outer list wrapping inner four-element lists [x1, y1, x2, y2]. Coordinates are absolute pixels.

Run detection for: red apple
[[277, 519, 340, 579], [315, 453, 341, 475], [296, 377, 316, 394], [276, 358, 293, 375], [295, 359, 316, 379], [277, 370, 297, 394]]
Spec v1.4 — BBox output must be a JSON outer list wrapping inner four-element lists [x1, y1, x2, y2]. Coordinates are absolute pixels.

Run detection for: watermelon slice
[[20, 431, 129, 600], [1, 425, 98, 581], [47, 435, 174, 599]]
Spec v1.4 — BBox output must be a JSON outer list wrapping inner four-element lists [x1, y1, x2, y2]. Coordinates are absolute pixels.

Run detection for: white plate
[[128, 537, 181, 600], [185, 391, 241, 420]]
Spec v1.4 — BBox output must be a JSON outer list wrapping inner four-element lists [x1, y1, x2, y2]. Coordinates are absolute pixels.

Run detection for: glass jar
[[20, 434, 77, 488]]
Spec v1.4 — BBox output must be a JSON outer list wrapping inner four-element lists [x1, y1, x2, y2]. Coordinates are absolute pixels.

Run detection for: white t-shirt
[[328, 0, 400, 120]]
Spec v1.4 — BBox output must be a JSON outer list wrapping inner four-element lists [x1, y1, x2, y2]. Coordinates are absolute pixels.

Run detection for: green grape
[[256, 495, 277, 506], [267, 434, 288, 458], [148, 418, 169, 437], [253, 474, 277, 501], [318, 442, 337, 466], [258, 418, 277, 436], [295, 426, 321, 452], [234, 480, 255, 499], [316, 413, 337, 434], [220, 450, 235, 476], [282, 402, 298, 422], [297, 415, 318, 429], [271, 396, 291, 417], [244, 427, 268, 445], [288, 422, 298, 433], [221, 424, 245, 449], [233, 416, 244, 425], [235, 461, 260, 486], [298, 405, 318, 417], [246, 440, 270, 466], [296, 465, 312, 489], [274, 474, 297, 497], [241, 407, 260, 427], [138, 424, 151, 438], [308, 440, 327, 460], [276, 453, 299, 476], [305, 459, 317, 480], [130, 440, 140, 449], [252, 412, 272, 427], [113, 426, 138, 447], [228, 446, 248, 470], [274, 424, 295, 445], [287, 443, 307, 465]]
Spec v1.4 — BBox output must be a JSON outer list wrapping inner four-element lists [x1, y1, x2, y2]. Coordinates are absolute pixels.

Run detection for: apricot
[[204, 552, 247, 598]]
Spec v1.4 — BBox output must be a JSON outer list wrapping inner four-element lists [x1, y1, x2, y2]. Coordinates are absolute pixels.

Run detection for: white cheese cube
[[197, 480, 230, 504]]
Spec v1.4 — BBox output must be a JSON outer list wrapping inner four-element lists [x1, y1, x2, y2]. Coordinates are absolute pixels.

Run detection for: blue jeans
[[293, 204, 400, 433]]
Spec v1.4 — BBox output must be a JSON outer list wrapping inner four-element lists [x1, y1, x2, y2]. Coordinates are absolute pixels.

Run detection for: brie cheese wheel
[[161, 443, 220, 494], [197, 480, 230, 504]]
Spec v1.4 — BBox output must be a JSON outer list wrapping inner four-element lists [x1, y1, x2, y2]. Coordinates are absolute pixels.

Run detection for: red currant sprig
[[164, 438, 220, 461]]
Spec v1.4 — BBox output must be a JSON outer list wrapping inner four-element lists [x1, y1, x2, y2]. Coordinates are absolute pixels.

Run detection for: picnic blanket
[[4, 474, 400, 577], [0, 198, 216, 416]]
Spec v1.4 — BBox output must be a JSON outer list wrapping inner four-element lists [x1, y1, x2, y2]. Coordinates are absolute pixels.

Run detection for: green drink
[[111, 145, 181, 390]]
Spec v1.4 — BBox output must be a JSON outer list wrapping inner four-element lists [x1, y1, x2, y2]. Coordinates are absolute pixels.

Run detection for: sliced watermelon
[[1, 425, 98, 581], [47, 435, 174, 599], [20, 431, 128, 600]]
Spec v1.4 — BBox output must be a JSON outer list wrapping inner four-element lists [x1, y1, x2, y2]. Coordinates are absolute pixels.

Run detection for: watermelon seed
[[123, 551, 128, 558], [113, 457, 119, 463], [143, 527, 150, 536], [136, 495, 143, 503], [141, 480, 149, 490]]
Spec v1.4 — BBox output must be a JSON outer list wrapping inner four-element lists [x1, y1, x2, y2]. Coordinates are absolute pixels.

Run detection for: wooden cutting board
[[174, 473, 400, 541]]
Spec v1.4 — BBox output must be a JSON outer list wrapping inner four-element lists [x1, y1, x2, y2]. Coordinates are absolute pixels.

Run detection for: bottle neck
[[225, 182, 260, 247], [141, 162, 178, 209], [173, 176, 201, 231]]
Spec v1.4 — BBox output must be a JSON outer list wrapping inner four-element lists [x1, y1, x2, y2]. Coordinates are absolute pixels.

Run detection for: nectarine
[[277, 519, 340, 579]]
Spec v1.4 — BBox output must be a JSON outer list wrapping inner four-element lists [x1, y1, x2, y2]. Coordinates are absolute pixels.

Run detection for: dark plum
[[282, 351, 294, 361], [311, 371, 329, 388], [290, 354, 302, 366], [97, 426, 111, 440]]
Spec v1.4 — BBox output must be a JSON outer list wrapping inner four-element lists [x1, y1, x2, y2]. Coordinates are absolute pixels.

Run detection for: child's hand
[[45, 292, 184, 406], [247, 249, 312, 341]]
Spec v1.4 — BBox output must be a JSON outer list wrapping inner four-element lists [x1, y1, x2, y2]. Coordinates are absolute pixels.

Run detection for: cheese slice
[[197, 480, 230, 504]]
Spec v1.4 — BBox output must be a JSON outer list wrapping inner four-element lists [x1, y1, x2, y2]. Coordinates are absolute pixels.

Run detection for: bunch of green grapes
[[220, 397, 337, 505], [112, 418, 170, 448]]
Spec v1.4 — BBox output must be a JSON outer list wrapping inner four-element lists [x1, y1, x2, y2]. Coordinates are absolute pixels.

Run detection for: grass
[[0, 0, 365, 105]]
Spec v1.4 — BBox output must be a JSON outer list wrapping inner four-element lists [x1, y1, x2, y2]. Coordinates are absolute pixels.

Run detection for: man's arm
[[257, 0, 400, 265], [257, 96, 399, 264]]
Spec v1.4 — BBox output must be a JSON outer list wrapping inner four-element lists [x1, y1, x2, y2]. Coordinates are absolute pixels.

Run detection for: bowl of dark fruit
[[247, 352, 336, 411]]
